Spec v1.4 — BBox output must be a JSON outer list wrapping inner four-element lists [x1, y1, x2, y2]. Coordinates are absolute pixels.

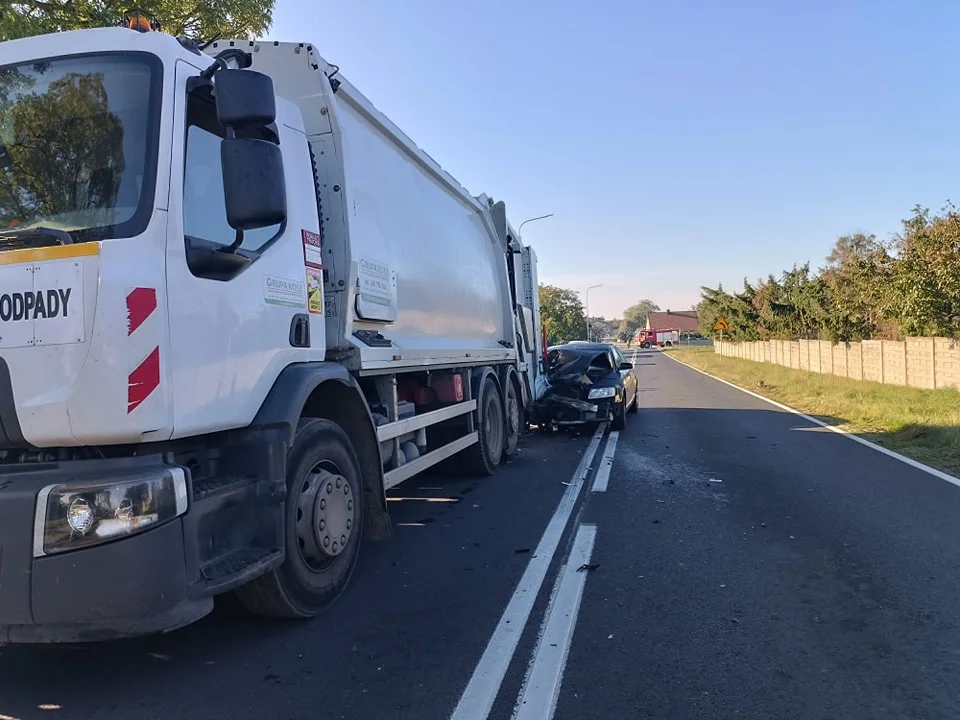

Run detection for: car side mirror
[[221, 137, 286, 230], [214, 69, 276, 128], [620, 362, 633, 370]]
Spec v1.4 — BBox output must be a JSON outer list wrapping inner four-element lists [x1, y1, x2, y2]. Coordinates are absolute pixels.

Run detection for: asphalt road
[[3, 350, 960, 719]]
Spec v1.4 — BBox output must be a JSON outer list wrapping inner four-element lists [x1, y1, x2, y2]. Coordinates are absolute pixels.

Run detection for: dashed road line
[[591, 431, 619, 493], [512, 523, 598, 720], [449, 424, 606, 720]]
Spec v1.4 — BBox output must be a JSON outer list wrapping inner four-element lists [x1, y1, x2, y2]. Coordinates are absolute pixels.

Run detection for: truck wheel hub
[[295, 466, 354, 566]]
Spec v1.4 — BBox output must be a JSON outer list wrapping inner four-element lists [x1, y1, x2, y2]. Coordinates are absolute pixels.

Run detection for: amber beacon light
[[123, 8, 161, 32]]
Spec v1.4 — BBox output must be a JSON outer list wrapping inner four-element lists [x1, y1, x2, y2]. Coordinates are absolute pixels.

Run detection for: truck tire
[[462, 374, 505, 476], [503, 376, 521, 458], [236, 418, 364, 619]]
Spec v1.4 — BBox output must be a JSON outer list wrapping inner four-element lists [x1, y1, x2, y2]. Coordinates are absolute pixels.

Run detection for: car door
[[614, 346, 637, 404]]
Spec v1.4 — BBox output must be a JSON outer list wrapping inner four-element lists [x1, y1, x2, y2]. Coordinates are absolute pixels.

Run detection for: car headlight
[[34, 468, 188, 557], [587, 386, 617, 400]]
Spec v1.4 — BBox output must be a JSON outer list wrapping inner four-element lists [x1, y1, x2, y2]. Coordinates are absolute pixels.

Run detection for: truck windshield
[[0, 52, 160, 244]]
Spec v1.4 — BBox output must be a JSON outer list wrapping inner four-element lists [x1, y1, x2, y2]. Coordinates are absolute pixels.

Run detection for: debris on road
[[576, 563, 600, 572]]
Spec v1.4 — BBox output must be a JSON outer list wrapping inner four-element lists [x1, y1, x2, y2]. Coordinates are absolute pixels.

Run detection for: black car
[[532, 342, 639, 430]]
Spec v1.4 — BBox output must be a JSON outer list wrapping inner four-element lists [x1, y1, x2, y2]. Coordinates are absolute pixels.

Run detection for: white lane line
[[666, 353, 960, 489], [449, 424, 606, 720], [590, 431, 619, 493], [512, 524, 598, 720]]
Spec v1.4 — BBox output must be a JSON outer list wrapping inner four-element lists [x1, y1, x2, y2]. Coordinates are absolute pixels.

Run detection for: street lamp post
[[517, 213, 554, 236], [585, 284, 602, 341]]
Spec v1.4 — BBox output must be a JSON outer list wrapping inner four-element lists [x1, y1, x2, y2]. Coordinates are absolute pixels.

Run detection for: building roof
[[646, 310, 700, 332]]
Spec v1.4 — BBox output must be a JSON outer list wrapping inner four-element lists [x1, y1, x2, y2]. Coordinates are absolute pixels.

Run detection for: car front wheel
[[611, 397, 626, 430]]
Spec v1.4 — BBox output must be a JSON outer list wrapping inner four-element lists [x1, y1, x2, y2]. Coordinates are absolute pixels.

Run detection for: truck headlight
[[587, 387, 617, 400], [34, 468, 188, 557]]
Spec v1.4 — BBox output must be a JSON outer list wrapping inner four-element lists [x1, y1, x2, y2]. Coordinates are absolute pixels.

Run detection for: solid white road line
[[666, 353, 960, 490], [449, 424, 606, 720], [590, 431, 619, 493], [512, 524, 599, 720]]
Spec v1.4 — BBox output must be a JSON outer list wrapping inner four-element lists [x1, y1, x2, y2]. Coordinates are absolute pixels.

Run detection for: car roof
[[548, 342, 615, 352]]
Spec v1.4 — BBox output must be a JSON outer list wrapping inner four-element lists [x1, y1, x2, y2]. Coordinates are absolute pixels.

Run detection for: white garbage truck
[[0, 20, 544, 642]]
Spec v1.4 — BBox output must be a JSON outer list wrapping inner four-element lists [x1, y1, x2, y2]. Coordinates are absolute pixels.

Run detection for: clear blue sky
[[268, 0, 959, 320]]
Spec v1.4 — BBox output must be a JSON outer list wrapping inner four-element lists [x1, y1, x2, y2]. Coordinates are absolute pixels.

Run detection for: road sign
[[714, 317, 729, 332]]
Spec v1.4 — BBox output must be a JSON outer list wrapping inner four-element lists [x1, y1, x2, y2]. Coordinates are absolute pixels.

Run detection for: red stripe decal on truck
[[128, 347, 160, 413], [126, 287, 157, 336]]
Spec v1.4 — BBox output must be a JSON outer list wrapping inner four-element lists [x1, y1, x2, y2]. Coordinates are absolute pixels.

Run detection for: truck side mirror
[[213, 68, 287, 232], [221, 137, 286, 230], [214, 68, 276, 128]]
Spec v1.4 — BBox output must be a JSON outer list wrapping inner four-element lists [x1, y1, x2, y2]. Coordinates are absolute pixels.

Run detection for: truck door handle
[[289, 314, 310, 348]]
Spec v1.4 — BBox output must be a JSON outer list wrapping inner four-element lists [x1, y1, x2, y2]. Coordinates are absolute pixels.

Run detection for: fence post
[[879, 341, 885, 384], [933, 338, 938, 389]]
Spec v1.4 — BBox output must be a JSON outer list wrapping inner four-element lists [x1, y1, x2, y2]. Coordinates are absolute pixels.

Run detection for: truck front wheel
[[237, 418, 364, 619]]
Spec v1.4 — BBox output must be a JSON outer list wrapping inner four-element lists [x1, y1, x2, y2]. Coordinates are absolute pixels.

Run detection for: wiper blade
[[0, 226, 74, 250]]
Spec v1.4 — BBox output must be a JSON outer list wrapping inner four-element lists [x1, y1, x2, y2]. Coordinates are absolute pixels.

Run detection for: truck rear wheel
[[237, 418, 364, 619], [503, 377, 521, 458], [462, 374, 504, 476]]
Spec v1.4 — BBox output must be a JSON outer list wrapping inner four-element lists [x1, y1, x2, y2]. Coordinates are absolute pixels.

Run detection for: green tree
[[696, 201, 960, 342], [1, 0, 274, 42], [617, 299, 659, 341], [539, 284, 586, 345], [698, 281, 760, 340], [890, 203, 960, 337], [587, 317, 613, 342], [820, 232, 893, 340]]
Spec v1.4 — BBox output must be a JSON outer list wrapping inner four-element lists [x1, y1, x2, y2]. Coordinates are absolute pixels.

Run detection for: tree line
[[697, 203, 960, 342], [538, 284, 658, 345], [2, 0, 273, 42]]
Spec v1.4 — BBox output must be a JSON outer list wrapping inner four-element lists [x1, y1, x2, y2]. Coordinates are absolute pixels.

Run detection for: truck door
[[163, 61, 324, 438]]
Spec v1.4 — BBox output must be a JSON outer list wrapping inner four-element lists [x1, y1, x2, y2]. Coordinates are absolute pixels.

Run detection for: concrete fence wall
[[714, 337, 960, 390]]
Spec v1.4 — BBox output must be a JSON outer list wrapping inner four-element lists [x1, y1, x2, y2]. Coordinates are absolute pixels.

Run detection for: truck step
[[200, 547, 282, 594], [193, 474, 257, 502]]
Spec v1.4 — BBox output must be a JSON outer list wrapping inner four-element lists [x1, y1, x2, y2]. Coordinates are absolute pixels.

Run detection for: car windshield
[[0, 52, 160, 244], [547, 346, 615, 377]]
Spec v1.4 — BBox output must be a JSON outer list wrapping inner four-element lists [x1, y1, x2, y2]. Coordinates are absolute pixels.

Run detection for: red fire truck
[[637, 328, 680, 348]]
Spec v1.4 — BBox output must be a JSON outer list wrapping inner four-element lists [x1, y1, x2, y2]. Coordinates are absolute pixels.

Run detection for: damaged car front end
[[531, 343, 634, 429]]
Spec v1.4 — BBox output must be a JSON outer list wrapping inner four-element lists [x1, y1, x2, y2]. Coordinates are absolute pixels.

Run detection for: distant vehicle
[[638, 328, 680, 349], [531, 342, 638, 430]]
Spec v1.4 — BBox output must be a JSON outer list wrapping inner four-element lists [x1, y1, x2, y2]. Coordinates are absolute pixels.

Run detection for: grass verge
[[667, 346, 960, 476]]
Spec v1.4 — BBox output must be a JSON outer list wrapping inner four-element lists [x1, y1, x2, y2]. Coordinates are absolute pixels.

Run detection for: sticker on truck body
[[263, 275, 306, 309], [0, 261, 85, 348], [306, 268, 323, 314], [302, 229, 323, 269]]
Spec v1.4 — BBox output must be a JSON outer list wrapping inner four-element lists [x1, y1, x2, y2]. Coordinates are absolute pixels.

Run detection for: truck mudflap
[[0, 455, 212, 643]]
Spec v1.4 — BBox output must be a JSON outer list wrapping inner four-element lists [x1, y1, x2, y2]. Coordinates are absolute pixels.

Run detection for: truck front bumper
[[0, 455, 212, 643]]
